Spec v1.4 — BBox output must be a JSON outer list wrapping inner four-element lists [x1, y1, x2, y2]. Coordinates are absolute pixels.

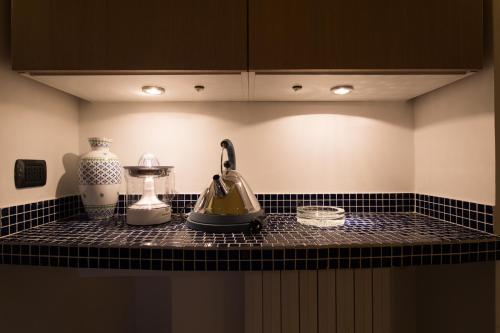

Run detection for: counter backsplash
[[0, 196, 82, 237], [0, 192, 494, 238]]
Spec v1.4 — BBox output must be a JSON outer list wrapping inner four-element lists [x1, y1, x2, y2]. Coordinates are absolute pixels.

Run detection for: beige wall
[[0, 0, 80, 207], [413, 0, 496, 206], [493, 0, 500, 233], [0, 0, 495, 206], [413, 64, 495, 205], [79, 101, 414, 194]]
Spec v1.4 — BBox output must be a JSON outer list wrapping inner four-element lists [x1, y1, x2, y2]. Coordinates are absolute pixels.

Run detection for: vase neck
[[88, 138, 112, 151], [92, 146, 110, 152]]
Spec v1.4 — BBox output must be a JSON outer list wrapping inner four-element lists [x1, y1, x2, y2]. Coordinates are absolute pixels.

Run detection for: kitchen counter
[[0, 213, 498, 271]]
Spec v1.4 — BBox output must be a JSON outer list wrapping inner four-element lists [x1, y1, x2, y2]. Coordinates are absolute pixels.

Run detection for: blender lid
[[124, 166, 174, 177], [124, 153, 173, 177]]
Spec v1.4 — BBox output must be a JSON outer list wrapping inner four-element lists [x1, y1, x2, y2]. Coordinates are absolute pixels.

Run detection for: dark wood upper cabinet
[[249, 0, 483, 72], [12, 0, 483, 73], [11, 0, 247, 72]]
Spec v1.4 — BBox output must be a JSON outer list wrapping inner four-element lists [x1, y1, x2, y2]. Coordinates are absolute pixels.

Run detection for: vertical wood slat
[[249, 268, 415, 333], [354, 269, 373, 333], [299, 271, 318, 333], [336, 269, 355, 333], [245, 272, 263, 333], [263, 272, 281, 333], [281, 271, 300, 333], [391, 268, 416, 333], [318, 270, 336, 333], [497, 263, 500, 333], [373, 268, 392, 333]]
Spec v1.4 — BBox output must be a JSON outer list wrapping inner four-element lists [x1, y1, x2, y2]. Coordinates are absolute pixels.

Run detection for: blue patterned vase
[[78, 137, 121, 220]]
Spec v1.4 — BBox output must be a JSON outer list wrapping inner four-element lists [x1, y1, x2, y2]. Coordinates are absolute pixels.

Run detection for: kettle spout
[[212, 175, 229, 198]]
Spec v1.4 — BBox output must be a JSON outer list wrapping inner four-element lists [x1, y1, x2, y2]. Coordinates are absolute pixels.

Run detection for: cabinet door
[[12, 0, 247, 72], [249, 0, 483, 72]]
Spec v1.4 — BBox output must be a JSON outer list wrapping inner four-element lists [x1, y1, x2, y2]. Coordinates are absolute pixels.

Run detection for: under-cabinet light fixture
[[142, 85, 165, 96], [331, 85, 354, 95]]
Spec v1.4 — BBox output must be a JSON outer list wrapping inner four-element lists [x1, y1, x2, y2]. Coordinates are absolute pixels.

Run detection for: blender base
[[126, 207, 171, 226]]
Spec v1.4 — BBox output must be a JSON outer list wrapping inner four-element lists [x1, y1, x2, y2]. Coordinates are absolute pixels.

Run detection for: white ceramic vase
[[78, 137, 121, 220]]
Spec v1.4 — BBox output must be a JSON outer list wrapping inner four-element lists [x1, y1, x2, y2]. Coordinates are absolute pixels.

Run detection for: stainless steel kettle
[[186, 139, 266, 233]]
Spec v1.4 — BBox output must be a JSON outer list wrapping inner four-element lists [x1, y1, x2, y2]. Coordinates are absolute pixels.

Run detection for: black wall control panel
[[14, 160, 47, 188]]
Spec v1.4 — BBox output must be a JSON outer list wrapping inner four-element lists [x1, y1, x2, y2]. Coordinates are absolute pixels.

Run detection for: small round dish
[[297, 206, 345, 227]]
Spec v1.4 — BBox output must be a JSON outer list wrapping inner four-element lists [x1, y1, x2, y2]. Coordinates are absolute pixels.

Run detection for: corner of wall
[[492, 0, 500, 233], [0, 0, 81, 206]]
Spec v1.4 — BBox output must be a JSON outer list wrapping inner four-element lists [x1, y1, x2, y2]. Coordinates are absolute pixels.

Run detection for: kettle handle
[[221, 139, 236, 170]]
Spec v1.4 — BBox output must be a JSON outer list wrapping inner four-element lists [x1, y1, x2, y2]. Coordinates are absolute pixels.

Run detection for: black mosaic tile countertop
[[0, 213, 498, 271]]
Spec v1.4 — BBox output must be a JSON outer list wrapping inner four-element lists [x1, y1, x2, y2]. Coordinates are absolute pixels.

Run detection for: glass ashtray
[[297, 206, 345, 227]]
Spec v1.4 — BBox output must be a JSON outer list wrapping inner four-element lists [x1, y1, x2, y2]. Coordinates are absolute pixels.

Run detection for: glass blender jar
[[124, 154, 175, 225]]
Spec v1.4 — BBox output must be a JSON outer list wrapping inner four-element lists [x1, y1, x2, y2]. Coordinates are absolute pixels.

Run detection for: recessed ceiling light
[[331, 85, 354, 95], [142, 85, 165, 96]]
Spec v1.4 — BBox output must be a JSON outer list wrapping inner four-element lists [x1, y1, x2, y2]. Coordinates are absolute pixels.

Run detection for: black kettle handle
[[221, 139, 236, 170]]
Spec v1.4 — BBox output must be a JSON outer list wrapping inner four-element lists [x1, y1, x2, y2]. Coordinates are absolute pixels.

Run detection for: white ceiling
[[28, 74, 249, 102], [251, 73, 467, 101], [27, 72, 469, 102]]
